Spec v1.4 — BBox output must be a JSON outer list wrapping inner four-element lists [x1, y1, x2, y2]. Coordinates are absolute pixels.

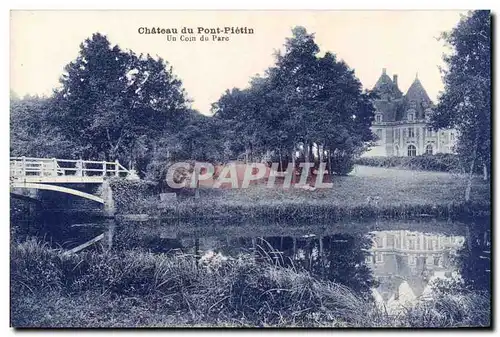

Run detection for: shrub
[[109, 178, 158, 213], [331, 153, 355, 176], [354, 154, 470, 173]]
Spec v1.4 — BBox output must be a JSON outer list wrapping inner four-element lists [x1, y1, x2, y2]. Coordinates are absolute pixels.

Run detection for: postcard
[[9, 10, 491, 328]]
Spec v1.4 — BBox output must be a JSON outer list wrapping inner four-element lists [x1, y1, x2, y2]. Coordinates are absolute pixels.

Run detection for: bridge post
[[76, 159, 83, 177], [52, 158, 57, 176], [101, 179, 115, 217]]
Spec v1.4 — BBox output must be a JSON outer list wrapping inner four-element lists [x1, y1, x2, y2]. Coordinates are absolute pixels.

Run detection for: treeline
[[11, 27, 376, 185]]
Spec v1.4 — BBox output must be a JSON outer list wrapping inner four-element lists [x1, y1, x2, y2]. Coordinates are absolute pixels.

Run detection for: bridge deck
[[10, 157, 131, 184], [11, 176, 106, 184]]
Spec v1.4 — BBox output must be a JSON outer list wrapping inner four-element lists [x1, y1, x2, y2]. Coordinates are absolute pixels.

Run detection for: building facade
[[365, 69, 457, 157]]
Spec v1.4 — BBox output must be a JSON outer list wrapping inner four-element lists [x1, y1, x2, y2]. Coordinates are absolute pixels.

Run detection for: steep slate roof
[[372, 70, 433, 122], [373, 99, 405, 122], [406, 77, 431, 103], [374, 72, 393, 89], [373, 69, 403, 100]]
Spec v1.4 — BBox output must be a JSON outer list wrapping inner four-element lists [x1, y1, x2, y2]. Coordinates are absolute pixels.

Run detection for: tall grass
[[10, 238, 490, 328]]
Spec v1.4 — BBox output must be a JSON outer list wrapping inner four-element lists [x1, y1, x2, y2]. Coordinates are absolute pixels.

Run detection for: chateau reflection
[[367, 230, 465, 310]]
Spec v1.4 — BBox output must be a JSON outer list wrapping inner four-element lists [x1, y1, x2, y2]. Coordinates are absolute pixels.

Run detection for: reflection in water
[[367, 230, 465, 312], [11, 211, 491, 305]]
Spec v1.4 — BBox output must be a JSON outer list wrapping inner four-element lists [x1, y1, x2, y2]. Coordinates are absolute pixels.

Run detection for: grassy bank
[[11, 239, 490, 328], [117, 166, 491, 220]]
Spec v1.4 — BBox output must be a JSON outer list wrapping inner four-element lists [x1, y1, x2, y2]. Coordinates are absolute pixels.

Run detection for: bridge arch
[[11, 182, 104, 204]]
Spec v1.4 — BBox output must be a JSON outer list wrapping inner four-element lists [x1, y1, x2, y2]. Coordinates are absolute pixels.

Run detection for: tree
[[212, 26, 375, 175], [431, 11, 491, 200], [51, 33, 190, 171], [10, 94, 75, 158]]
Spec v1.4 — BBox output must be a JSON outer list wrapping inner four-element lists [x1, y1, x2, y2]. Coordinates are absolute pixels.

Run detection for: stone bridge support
[[100, 180, 116, 217]]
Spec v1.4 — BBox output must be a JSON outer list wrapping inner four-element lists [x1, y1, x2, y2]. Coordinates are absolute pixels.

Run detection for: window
[[375, 237, 383, 248], [433, 257, 440, 266], [407, 145, 417, 157], [427, 127, 435, 137], [425, 144, 433, 155], [376, 129, 383, 139], [450, 132, 455, 141], [408, 127, 415, 138], [375, 114, 382, 123], [408, 113, 414, 121], [376, 253, 383, 263]]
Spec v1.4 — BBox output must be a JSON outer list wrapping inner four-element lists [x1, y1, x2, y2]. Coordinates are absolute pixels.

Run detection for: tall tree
[[431, 11, 491, 200], [212, 26, 375, 175], [51, 33, 190, 170]]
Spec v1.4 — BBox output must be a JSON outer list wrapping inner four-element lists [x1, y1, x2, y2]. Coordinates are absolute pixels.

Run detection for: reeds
[[10, 238, 490, 328]]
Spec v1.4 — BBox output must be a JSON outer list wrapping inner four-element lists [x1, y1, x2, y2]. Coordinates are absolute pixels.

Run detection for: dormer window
[[408, 113, 414, 121], [425, 108, 433, 122], [375, 114, 382, 123]]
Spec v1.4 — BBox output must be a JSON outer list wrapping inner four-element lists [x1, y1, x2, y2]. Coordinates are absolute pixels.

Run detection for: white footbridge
[[10, 157, 134, 204]]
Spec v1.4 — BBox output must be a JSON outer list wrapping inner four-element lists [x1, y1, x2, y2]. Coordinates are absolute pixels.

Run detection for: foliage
[[52, 33, 191, 164], [212, 26, 376, 175], [431, 10, 491, 198], [10, 95, 75, 158], [109, 178, 158, 212], [354, 153, 474, 173]]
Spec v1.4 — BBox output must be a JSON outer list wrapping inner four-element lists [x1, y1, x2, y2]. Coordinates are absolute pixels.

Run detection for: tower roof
[[405, 76, 431, 103], [374, 68, 394, 90], [373, 68, 403, 99]]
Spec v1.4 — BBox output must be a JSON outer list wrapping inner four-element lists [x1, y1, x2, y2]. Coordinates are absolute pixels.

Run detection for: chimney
[[393, 74, 398, 87], [382, 68, 387, 75]]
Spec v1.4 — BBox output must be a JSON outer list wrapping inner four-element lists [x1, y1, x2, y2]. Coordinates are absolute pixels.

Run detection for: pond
[[12, 208, 491, 314]]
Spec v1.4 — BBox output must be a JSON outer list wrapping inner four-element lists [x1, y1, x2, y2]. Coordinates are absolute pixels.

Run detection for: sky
[[10, 10, 464, 114]]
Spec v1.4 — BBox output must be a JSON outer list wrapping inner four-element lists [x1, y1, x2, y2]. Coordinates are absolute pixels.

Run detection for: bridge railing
[[10, 157, 130, 178]]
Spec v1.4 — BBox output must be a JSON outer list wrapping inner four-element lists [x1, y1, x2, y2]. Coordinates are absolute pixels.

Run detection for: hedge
[[354, 153, 469, 173]]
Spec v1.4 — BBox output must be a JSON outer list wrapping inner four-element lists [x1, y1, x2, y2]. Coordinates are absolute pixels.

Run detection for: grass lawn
[[116, 165, 490, 219], [203, 165, 490, 207]]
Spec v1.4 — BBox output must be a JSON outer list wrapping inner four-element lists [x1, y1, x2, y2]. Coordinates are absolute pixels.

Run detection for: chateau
[[365, 69, 456, 157]]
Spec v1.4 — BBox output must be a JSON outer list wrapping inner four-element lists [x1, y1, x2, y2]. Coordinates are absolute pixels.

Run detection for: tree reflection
[[255, 234, 376, 299], [456, 223, 491, 293]]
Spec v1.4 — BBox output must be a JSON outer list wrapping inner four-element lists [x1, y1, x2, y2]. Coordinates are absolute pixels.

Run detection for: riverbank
[[10, 238, 490, 328], [115, 166, 491, 220]]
